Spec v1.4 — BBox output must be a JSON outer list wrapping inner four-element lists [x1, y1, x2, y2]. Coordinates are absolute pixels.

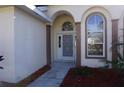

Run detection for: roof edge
[[15, 5, 51, 23]]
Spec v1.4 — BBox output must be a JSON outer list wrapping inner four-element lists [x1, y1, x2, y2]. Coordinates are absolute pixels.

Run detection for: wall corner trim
[[112, 19, 119, 61], [46, 25, 51, 66], [75, 22, 81, 67]]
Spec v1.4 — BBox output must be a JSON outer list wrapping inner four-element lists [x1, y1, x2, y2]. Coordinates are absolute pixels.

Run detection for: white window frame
[[86, 13, 106, 58]]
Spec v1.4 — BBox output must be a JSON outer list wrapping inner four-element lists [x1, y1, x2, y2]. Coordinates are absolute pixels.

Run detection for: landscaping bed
[[60, 67, 124, 87]]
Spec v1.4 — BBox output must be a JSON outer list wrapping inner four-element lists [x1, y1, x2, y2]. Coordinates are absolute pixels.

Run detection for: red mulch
[[60, 67, 124, 87]]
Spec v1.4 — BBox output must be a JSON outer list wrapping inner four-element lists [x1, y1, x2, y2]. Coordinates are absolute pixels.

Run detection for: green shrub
[[73, 67, 93, 77]]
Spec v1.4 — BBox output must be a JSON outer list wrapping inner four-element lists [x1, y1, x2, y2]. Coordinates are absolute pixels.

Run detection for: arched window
[[62, 21, 73, 31], [86, 13, 106, 58]]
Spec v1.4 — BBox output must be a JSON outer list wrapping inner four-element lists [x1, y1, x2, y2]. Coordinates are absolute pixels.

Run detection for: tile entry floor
[[28, 62, 75, 87]]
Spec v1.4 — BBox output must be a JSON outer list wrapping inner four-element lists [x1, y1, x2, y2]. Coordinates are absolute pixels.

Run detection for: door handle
[[59, 36, 61, 48]]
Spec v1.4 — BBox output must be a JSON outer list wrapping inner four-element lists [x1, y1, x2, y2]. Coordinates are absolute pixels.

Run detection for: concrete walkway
[[28, 62, 75, 87]]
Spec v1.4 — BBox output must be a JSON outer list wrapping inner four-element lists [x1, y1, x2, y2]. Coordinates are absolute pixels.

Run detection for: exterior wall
[[0, 6, 15, 83], [51, 14, 76, 62], [14, 7, 47, 82], [0, 5, 123, 83], [48, 5, 124, 67], [47, 5, 124, 22]]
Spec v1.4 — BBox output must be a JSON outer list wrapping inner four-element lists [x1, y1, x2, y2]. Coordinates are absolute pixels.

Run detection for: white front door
[[57, 34, 76, 61]]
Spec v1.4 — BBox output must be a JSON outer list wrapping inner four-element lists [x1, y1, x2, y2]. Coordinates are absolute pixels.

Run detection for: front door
[[57, 34, 76, 61]]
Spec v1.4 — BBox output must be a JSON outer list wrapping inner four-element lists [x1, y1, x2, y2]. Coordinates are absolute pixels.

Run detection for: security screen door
[[57, 34, 75, 61]]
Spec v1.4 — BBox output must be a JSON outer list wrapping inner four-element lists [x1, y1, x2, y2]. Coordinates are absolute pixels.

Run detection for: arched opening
[[51, 11, 76, 63], [81, 6, 112, 67]]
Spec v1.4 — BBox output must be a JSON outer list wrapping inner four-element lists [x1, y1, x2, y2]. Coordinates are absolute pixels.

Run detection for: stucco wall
[[0, 6, 15, 83], [14, 7, 47, 82], [47, 5, 124, 22], [47, 5, 124, 67]]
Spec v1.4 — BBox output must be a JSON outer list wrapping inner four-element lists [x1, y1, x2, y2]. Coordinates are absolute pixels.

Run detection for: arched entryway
[[51, 11, 76, 64]]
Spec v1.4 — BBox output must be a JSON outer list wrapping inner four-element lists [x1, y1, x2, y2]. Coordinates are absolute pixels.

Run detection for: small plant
[[112, 41, 124, 69], [102, 30, 124, 69], [113, 28, 124, 69], [73, 67, 93, 77]]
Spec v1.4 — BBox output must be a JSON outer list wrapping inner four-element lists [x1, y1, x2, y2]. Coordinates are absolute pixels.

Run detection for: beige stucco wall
[[14, 7, 47, 82], [0, 6, 47, 83], [47, 5, 124, 22], [0, 6, 15, 83], [48, 5, 124, 67]]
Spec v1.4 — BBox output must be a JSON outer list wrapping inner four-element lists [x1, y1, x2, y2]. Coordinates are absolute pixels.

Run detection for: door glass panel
[[63, 35, 73, 57]]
